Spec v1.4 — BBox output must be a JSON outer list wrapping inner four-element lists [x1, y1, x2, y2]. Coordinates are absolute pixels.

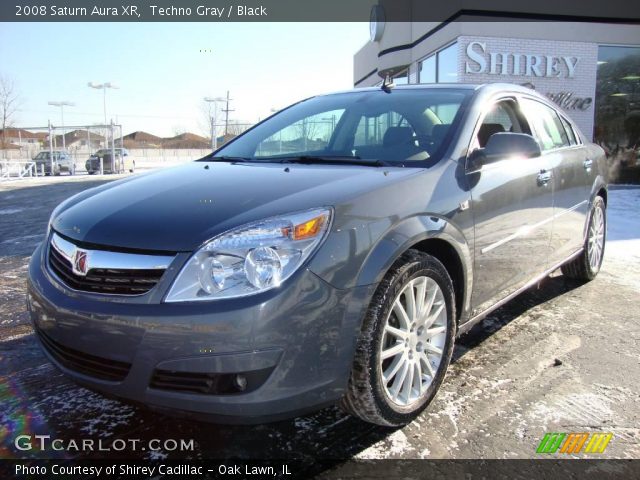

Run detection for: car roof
[[320, 82, 544, 98]]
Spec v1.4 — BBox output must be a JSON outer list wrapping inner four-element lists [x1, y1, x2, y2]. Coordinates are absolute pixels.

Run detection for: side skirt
[[456, 248, 583, 336]]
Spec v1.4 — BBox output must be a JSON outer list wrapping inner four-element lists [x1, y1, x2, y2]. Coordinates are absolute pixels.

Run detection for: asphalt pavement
[[1, 174, 638, 468]]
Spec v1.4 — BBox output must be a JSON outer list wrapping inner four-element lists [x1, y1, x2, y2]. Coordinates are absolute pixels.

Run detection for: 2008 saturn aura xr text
[[27, 84, 607, 426]]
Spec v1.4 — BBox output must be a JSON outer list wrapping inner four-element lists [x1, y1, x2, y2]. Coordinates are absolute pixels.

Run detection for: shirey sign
[[465, 41, 580, 78], [464, 41, 593, 111]]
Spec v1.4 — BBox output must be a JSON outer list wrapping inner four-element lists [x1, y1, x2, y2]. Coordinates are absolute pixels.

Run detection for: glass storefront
[[595, 45, 640, 181], [418, 43, 458, 83]]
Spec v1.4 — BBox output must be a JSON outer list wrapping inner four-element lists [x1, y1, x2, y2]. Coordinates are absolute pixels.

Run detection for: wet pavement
[[1, 176, 639, 468]]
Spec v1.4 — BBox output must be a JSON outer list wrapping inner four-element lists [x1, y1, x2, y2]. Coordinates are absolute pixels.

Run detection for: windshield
[[215, 88, 471, 165], [34, 152, 49, 160]]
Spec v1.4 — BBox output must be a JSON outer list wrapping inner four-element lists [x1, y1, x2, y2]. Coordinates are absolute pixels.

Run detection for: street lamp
[[88, 82, 119, 126], [204, 96, 225, 150], [48, 101, 75, 150]]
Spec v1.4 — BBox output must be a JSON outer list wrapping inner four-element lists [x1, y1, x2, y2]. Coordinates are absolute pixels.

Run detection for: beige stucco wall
[[354, 22, 640, 87], [353, 22, 639, 138]]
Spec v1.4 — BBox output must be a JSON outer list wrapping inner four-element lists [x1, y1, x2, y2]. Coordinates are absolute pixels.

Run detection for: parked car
[[85, 148, 134, 174], [33, 150, 75, 176], [28, 84, 607, 426]]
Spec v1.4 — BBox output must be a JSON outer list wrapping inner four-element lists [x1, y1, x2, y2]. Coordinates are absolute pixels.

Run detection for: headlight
[[165, 208, 332, 302]]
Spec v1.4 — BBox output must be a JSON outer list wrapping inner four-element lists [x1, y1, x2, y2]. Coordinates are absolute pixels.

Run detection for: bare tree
[[0, 74, 20, 151], [199, 101, 217, 140], [226, 120, 250, 136], [171, 124, 187, 137]]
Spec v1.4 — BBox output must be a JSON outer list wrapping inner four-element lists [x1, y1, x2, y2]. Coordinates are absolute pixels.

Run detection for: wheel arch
[[355, 214, 473, 323]]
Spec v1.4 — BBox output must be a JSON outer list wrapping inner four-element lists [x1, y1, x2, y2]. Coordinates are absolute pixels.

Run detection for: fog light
[[234, 374, 248, 392], [244, 247, 282, 289]]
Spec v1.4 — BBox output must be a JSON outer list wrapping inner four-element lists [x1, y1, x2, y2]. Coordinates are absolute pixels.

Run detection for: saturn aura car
[[27, 83, 607, 426]]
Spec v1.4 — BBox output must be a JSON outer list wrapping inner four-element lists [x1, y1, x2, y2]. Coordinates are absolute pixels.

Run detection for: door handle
[[537, 169, 552, 186], [583, 158, 593, 171]]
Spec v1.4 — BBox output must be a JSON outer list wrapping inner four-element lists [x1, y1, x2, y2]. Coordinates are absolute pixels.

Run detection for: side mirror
[[469, 132, 541, 169]]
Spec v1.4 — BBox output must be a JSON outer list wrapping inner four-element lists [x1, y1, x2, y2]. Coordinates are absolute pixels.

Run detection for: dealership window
[[419, 55, 436, 83], [594, 45, 640, 153], [418, 43, 458, 84], [393, 69, 409, 85]]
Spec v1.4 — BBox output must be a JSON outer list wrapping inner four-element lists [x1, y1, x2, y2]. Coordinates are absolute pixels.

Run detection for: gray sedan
[[27, 83, 606, 426]]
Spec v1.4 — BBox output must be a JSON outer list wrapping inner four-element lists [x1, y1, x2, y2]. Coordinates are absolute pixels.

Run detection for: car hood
[[52, 161, 418, 252]]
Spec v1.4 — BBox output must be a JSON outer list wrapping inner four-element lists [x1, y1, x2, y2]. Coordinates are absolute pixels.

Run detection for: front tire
[[561, 196, 606, 282], [341, 250, 456, 426]]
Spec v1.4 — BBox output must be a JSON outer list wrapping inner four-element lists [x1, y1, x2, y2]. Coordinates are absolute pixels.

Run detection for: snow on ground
[[601, 186, 640, 290]]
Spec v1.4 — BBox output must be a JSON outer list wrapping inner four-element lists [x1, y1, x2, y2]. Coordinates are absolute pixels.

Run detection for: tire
[[561, 196, 606, 282], [341, 249, 456, 426], [87, 170, 95, 175]]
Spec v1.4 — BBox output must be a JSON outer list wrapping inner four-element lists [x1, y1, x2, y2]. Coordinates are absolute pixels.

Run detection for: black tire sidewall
[[367, 254, 456, 424]]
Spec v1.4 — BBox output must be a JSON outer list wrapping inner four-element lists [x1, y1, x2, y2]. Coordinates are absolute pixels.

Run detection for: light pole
[[87, 82, 119, 126], [48, 101, 75, 150], [204, 96, 225, 150]]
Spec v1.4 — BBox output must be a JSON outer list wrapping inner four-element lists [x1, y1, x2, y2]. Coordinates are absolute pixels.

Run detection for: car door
[[466, 97, 555, 316], [519, 98, 591, 266]]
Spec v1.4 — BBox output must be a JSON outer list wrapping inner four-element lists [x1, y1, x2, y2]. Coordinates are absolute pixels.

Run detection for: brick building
[[354, 20, 640, 150]]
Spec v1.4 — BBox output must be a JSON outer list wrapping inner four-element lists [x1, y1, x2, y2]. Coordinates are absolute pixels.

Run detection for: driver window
[[476, 101, 523, 148]]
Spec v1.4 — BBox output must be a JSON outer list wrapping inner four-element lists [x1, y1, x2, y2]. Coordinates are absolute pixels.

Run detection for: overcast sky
[[0, 22, 368, 137]]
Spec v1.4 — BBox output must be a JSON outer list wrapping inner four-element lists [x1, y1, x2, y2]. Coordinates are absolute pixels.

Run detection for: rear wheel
[[341, 250, 456, 426], [561, 196, 606, 281]]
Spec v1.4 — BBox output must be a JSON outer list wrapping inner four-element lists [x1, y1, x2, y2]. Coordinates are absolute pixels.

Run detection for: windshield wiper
[[199, 155, 256, 163], [275, 155, 386, 167]]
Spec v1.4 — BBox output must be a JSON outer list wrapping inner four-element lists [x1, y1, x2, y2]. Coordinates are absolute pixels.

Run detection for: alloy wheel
[[379, 276, 448, 407], [588, 204, 605, 271]]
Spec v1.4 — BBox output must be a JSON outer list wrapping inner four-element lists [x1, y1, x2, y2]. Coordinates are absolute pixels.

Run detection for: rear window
[[521, 98, 571, 150]]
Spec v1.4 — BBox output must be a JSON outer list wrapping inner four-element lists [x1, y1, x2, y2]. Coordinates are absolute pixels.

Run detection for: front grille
[[48, 241, 165, 295], [37, 327, 132, 381], [149, 368, 273, 395]]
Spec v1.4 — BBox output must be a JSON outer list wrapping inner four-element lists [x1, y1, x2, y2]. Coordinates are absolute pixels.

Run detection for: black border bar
[[1, 0, 640, 22]]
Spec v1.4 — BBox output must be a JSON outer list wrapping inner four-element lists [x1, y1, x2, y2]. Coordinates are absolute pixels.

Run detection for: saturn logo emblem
[[72, 250, 89, 276]]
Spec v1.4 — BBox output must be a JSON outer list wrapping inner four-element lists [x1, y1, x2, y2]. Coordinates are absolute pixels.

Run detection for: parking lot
[[0, 174, 639, 468]]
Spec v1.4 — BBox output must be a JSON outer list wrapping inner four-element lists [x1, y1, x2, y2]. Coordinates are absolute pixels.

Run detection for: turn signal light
[[293, 214, 326, 240]]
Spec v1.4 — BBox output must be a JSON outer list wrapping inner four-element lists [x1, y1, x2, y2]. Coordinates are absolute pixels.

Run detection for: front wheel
[[341, 250, 456, 426], [561, 196, 606, 282]]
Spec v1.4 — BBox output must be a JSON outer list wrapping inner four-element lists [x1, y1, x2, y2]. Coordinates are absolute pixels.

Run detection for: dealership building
[[354, 21, 640, 150]]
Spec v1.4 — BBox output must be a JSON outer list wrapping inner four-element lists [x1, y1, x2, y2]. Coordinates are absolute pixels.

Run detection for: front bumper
[[27, 242, 374, 423]]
